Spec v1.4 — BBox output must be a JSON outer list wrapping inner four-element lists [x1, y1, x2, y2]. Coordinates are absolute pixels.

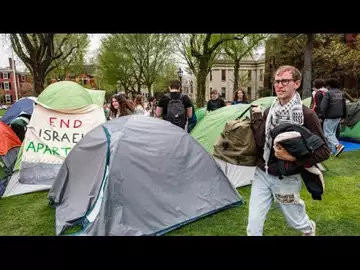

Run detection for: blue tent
[[1, 97, 36, 125]]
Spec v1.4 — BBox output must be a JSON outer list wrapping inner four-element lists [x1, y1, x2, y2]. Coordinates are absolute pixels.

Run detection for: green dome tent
[[3, 82, 106, 198], [195, 107, 207, 123], [191, 104, 251, 154], [37, 81, 95, 110], [339, 100, 360, 143], [191, 95, 327, 188]]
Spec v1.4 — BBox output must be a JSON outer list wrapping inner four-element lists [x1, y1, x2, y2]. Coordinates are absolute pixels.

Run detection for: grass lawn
[[0, 151, 359, 236]]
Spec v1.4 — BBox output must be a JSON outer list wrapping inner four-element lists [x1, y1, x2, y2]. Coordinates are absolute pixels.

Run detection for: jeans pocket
[[273, 175, 302, 204]]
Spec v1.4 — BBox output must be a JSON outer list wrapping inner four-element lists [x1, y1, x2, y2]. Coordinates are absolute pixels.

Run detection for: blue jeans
[[247, 167, 313, 236], [323, 118, 341, 154]]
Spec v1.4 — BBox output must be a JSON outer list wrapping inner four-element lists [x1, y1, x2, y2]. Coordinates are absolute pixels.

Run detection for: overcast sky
[[0, 34, 106, 71], [0, 34, 264, 73]]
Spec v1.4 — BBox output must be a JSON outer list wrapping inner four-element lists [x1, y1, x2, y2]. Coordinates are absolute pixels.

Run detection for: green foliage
[[267, 34, 360, 80], [46, 34, 90, 81], [97, 34, 174, 96]]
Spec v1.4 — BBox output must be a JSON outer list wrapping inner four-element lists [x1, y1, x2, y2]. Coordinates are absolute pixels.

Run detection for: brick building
[[0, 58, 32, 105], [50, 65, 97, 88]]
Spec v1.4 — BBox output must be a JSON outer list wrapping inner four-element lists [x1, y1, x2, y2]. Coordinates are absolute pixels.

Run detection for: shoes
[[335, 144, 345, 157], [303, 220, 316, 236]]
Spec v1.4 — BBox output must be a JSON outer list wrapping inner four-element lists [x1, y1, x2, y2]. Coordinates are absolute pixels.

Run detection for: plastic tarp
[[0, 122, 21, 156], [49, 115, 243, 236], [1, 97, 36, 125]]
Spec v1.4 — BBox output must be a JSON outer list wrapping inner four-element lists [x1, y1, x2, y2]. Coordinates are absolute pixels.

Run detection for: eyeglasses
[[273, 79, 294, 86]]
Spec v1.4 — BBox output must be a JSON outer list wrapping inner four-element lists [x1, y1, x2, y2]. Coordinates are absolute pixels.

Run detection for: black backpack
[[166, 94, 186, 128]]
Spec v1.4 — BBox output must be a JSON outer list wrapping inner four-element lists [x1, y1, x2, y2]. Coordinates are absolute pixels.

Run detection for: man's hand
[[273, 143, 296, 162], [340, 119, 345, 124], [251, 105, 262, 114]]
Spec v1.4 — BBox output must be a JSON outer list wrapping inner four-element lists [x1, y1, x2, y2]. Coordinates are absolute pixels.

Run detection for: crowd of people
[[101, 65, 349, 236], [104, 80, 251, 133]]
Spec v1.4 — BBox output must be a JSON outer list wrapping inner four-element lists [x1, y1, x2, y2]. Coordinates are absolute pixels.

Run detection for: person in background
[[156, 80, 193, 130], [207, 89, 225, 112], [146, 96, 157, 117], [103, 103, 110, 120], [232, 88, 249, 105], [134, 95, 146, 115], [310, 79, 328, 121], [320, 77, 347, 157], [109, 94, 135, 119], [187, 101, 197, 133]]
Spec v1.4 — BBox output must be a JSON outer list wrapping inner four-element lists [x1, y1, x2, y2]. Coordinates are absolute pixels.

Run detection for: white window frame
[[3, 82, 10, 90], [3, 72, 9, 79], [5, 94, 11, 103]]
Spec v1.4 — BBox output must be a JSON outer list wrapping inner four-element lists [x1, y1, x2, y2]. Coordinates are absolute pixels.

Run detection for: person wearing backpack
[[156, 80, 193, 130], [310, 79, 328, 120], [320, 77, 347, 157]]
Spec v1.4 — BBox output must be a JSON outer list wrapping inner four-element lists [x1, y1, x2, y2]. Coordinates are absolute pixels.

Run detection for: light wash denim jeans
[[323, 118, 341, 154], [247, 167, 313, 236]]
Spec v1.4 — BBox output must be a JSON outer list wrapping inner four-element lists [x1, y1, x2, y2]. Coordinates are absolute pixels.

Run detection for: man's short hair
[[210, 89, 218, 94], [275, 65, 302, 81], [169, 80, 181, 90], [325, 78, 341, 89], [313, 79, 326, 89]]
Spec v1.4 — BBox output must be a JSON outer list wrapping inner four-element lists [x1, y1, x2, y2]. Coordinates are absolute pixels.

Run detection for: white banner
[[22, 105, 106, 164]]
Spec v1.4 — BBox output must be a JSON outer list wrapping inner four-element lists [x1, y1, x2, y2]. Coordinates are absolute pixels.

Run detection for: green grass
[[0, 151, 360, 236], [0, 110, 5, 117]]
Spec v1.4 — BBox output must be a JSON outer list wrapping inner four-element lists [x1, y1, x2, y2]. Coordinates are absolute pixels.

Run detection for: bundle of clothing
[[269, 122, 326, 200]]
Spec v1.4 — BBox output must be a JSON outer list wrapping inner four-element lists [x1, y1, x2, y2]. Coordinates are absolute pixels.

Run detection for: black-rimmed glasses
[[273, 79, 294, 86]]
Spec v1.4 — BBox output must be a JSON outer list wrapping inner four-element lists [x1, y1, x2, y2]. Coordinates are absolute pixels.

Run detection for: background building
[[0, 58, 32, 104], [185, 52, 265, 103]]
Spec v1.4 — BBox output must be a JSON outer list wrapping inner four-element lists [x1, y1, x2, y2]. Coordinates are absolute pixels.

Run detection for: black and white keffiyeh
[[263, 92, 304, 172]]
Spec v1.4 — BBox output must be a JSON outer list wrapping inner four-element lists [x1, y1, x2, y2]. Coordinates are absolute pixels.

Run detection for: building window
[[21, 75, 25, 81], [259, 69, 263, 81], [210, 71, 212, 81], [221, 87, 226, 99], [221, 70, 226, 81], [248, 70, 252, 82], [3, 73, 9, 79], [3, 82, 10, 90], [5, 94, 12, 103]]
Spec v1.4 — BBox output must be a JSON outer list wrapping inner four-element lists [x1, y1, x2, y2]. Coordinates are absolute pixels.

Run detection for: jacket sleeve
[[314, 91, 323, 116], [295, 111, 330, 167], [251, 109, 268, 149], [342, 98, 347, 119], [206, 101, 210, 111], [320, 92, 330, 117]]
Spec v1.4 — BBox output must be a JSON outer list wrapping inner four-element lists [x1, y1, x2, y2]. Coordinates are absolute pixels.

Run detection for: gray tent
[[48, 115, 243, 236]]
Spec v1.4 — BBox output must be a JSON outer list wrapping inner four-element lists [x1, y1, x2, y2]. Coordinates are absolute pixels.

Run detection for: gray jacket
[[320, 88, 347, 119]]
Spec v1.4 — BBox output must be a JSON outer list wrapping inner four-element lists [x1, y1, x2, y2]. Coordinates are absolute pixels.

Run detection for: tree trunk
[[137, 82, 142, 94], [147, 84, 152, 97], [302, 34, 314, 99], [196, 58, 208, 108], [32, 70, 46, 96], [233, 59, 240, 92]]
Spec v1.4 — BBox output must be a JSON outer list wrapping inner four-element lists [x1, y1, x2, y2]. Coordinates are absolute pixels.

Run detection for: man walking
[[156, 80, 193, 130], [320, 78, 347, 157], [247, 65, 330, 236]]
